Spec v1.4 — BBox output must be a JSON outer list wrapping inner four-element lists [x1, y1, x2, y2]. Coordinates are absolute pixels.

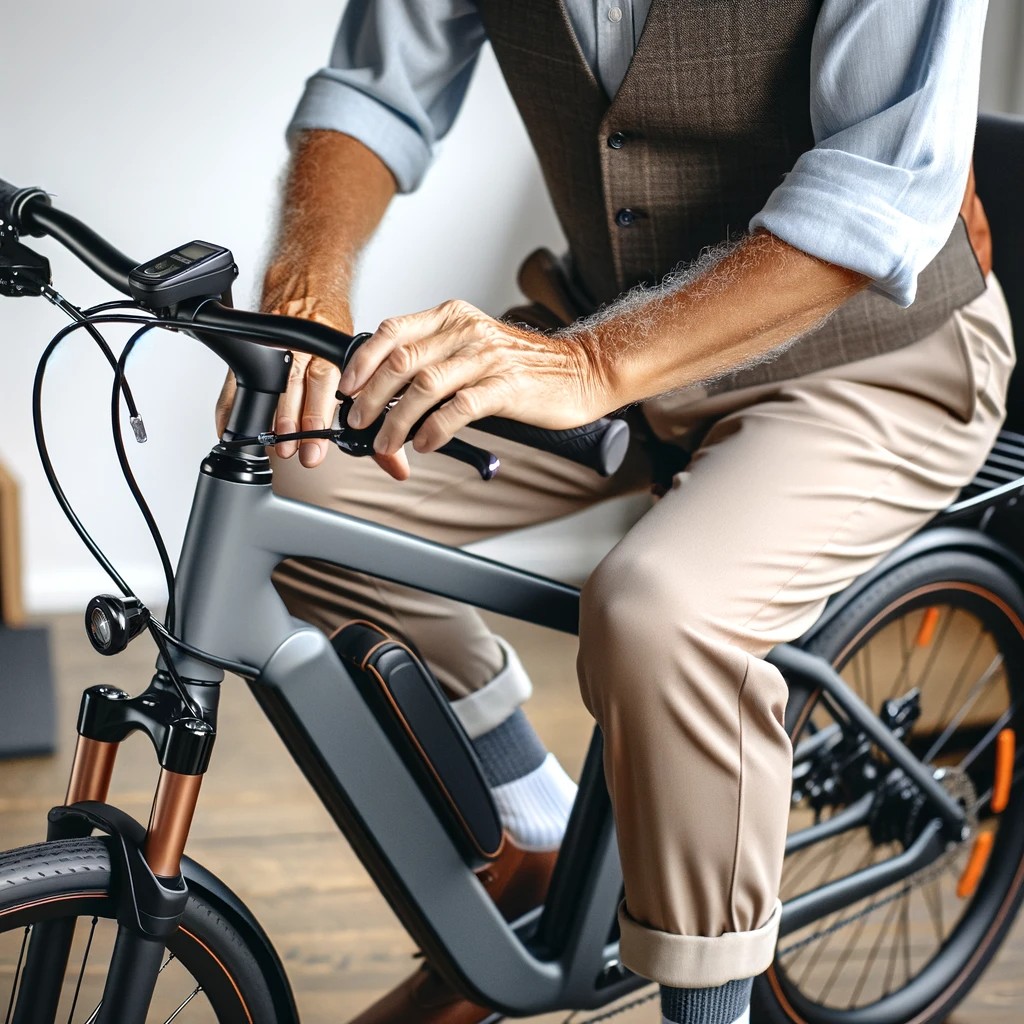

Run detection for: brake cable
[[32, 302, 259, 700]]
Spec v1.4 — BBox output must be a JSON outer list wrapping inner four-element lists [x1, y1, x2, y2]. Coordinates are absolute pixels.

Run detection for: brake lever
[[331, 394, 500, 480], [225, 394, 500, 480], [0, 224, 51, 297], [436, 437, 500, 480]]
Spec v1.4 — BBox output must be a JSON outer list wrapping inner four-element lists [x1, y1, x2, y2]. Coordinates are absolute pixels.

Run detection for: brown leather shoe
[[348, 837, 558, 1024]]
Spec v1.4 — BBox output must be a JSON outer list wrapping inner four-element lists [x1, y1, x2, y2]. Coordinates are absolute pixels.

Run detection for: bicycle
[[1, 111, 1024, 1024]]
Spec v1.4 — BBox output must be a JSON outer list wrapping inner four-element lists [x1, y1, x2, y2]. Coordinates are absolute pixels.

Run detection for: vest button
[[607, 132, 626, 149], [615, 208, 636, 228]]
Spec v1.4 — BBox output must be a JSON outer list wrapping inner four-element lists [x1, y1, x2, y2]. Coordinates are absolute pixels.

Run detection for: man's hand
[[214, 278, 411, 480], [340, 299, 610, 458], [212, 129, 404, 476]]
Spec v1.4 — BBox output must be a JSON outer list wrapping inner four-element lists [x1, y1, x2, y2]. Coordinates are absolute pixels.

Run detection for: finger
[[373, 448, 411, 481], [274, 352, 311, 458], [341, 302, 463, 400], [372, 352, 490, 456], [407, 383, 505, 455], [215, 371, 237, 436], [298, 357, 342, 468]]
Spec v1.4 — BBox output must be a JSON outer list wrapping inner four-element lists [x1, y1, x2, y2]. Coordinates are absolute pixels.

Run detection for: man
[[218, 2, 1013, 1022]]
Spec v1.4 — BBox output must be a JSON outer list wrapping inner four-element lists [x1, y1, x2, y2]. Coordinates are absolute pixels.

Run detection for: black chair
[[974, 112, 1024, 430]]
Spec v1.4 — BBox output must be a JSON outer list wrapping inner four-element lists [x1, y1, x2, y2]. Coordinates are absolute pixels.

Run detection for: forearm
[[262, 129, 397, 317], [568, 232, 869, 410]]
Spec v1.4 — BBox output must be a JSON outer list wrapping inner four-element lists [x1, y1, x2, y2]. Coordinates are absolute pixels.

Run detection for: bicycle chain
[[776, 843, 961, 959], [779, 765, 976, 959]]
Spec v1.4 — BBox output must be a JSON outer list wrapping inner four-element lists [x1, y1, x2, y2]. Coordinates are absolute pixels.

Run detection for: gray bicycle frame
[[166, 447, 971, 1017], [172, 452, 637, 1015]]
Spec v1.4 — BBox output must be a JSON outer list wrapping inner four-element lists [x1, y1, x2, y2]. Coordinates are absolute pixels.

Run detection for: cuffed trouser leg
[[271, 425, 650, 696], [578, 279, 1014, 987]]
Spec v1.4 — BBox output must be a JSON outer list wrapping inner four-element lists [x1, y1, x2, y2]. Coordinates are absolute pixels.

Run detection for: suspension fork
[[12, 674, 217, 1024]]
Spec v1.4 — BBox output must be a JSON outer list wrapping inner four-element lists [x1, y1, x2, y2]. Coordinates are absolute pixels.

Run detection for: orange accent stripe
[[179, 926, 253, 1024], [915, 606, 941, 647], [957, 831, 995, 899], [0, 892, 106, 919], [0, 903, 252, 1022], [992, 729, 1016, 814]]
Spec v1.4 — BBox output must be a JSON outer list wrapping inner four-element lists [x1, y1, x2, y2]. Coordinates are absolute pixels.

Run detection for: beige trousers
[[272, 278, 1014, 988]]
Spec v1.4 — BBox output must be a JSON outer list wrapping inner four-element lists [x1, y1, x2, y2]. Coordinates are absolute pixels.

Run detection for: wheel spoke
[[791, 841, 877, 988], [5, 927, 30, 1024], [921, 875, 945, 943], [922, 654, 1004, 764], [66, 917, 98, 1024], [849, 883, 903, 1006], [972, 759, 1024, 814], [932, 627, 988, 735], [814, 901, 874, 1005], [959, 703, 1018, 772], [800, 828, 851, 904], [164, 985, 202, 1023], [893, 614, 914, 693], [913, 607, 955, 696]]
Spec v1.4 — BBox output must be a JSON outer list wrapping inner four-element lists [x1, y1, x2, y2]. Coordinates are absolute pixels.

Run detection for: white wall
[[0, 1, 637, 613], [2, 4, 1020, 613], [980, 3, 1024, 115]]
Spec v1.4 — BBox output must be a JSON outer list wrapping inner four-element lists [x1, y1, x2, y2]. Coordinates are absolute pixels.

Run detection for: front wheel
[[755, 551, 1024, 1024], [0, 836, 277, 1022]]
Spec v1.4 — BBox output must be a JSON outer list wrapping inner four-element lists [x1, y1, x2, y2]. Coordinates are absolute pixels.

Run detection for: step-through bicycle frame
[[52, 441, 984, 1021]]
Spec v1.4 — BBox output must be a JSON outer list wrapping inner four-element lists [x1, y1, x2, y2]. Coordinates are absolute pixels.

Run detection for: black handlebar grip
[[472, 416, 630, 477], [0, 179, 51, 236]]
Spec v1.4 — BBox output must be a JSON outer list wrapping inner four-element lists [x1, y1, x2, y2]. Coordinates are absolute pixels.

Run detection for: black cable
[[222, 428, 337, 447], [82, 299, 142, 317], [42, 288, 143, 418], [111, 324, 178, 632], [147, 622, 204, 719], [32, 317, 138, 596], [34, 308, 263, 684], [149, 620, 259, 678]]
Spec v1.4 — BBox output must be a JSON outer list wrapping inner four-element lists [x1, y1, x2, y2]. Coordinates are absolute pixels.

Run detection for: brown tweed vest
[[475, 0, 987, 392]]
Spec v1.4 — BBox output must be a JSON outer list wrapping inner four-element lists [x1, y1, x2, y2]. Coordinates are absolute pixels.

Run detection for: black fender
[[181, 854, 300, 1024], [47, 802, 299, 1024], [797, 525, 1024, 650]]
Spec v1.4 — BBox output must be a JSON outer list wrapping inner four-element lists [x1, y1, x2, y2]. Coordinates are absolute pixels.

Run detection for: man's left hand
[[339, 299, 609, 458]]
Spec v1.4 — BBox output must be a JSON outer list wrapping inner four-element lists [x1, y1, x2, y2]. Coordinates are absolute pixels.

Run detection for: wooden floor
[[1, 614, 1023, 1022]]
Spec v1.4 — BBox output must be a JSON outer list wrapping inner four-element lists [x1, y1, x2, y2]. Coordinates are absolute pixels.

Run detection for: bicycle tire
[[0, 836, 278, 1022], [753, 550, 1024, 1024]]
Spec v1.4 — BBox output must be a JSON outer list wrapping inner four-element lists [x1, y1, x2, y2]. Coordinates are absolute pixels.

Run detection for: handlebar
[[1, 178, 629, 476]]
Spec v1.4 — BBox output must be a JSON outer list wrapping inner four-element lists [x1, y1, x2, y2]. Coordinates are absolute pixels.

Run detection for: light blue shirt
[[288, 1, 988, 307]]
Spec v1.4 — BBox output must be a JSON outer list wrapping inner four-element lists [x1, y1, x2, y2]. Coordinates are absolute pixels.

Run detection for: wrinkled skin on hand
[[339, 298, 608, 459]]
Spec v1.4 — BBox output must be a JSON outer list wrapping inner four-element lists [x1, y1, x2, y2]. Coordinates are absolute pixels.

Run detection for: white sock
[[490, 752, 577, 851]]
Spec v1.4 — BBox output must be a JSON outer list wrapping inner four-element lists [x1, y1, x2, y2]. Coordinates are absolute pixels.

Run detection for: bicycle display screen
[[128, 240, 237, 308]]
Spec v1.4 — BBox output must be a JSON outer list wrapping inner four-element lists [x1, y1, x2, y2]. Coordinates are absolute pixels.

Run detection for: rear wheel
[[0, 837, 277, 1022], [755, 552, 1024, 1024]]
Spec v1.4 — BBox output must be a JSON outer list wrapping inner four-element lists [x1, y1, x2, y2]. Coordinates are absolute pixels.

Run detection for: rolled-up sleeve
[[750, 0, 988, 306], [287, 0, 488, 193]]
